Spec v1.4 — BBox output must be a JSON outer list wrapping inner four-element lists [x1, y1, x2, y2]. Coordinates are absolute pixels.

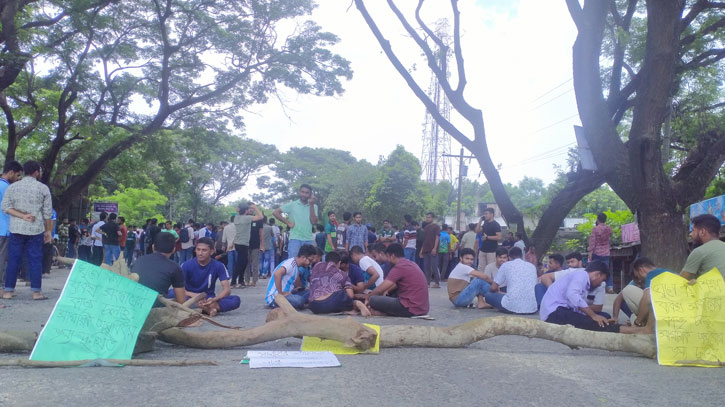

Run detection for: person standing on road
[[0, 161, 22, 292], [476, 207, 501, 272], [274, 184, 318, 259], [2, 160, 53, 300]]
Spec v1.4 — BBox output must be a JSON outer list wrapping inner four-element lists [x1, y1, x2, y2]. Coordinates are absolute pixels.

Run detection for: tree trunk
[[637, 202, 689, 271]]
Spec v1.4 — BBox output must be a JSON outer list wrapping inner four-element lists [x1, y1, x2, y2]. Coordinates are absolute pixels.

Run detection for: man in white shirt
[[90, 212, 106, 266], [447, 248, 494, 308], [349, 245, 383, 291], [513, 232, 526, 252], [179, 219, 195, 264], [484, 247, 538, 314]]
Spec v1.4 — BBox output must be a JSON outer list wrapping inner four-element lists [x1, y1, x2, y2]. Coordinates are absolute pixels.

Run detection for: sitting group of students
[[132, 213, 725, 336], [265, 243, 430, 318]]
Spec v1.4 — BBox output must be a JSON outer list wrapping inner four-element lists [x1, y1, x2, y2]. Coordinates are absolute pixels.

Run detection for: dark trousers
[[91, 246, 104, 266], [42, 243, 54, 274], [4, 233, 43, 292], [233, 244, 249, 285], [545, 306, 620, 333], [369, 295, 414, 317], [308, 290, 353, 314], [78, 245, 92, 262]]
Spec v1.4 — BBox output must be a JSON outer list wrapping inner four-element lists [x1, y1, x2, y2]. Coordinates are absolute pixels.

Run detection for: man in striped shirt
[[265, 244, 316, 309]]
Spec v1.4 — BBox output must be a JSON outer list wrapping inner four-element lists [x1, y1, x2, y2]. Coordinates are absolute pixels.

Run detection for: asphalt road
[[0, 266, 723, 406]]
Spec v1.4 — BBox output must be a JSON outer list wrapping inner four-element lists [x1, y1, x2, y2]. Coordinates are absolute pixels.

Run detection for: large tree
[[567, 0, 725, 269], [1, 0, 352, 213]]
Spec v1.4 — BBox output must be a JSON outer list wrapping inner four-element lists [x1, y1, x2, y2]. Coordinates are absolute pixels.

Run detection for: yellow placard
[[301, 323, 380, 354], [650, 269, 725, 367]]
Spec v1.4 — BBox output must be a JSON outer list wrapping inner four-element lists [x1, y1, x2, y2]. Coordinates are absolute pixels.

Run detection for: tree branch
[[672, 130, 725, 206]]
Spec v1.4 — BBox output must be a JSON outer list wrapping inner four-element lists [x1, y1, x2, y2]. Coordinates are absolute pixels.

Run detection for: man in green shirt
[[273, 184, 318, 259], [379, 220, 396, 247], [324, 211, 337, 254]]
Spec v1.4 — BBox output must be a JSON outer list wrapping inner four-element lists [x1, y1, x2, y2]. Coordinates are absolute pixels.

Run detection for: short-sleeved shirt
[[643, 267, 677, 289], [134, 252, 185, 296], [265, 258, 299, 305], [438, 232, 450, 253], [386, 259, 429, 315], [280, 199, 318, 241], [484, 262, 504, 286], [100, 221, 120, 245], [347, 264, 365, 286], [1, 176, 52, 236], [262, 224, 275, 250], [309, 261, 351, 301], [358, 255, 384, 288], [480, 220, 501, 253], [346, 224, 368, 251], [119, 225, 128, 248], [460, 231, 476, 250], [324, 222, 337, 252], [682, 239, 725, 280], [181, 258, 230, 297], [379, 228, 395, 245], [249, 220, 262, 250], [494, 258, 538, 313], [233, 214, 253, 246], [449, 234, 459, 251], [335, 223, 347, 249], [447, 262, 475, 302], [421, 223, 441, 254], [403, 227, 417, 249]]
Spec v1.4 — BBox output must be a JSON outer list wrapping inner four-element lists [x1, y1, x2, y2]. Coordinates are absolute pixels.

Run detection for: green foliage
[[91, 185, 168, 226], [566, 209, 635, 252], [364, 146, 424, 226], [705, 167, 725, 199]]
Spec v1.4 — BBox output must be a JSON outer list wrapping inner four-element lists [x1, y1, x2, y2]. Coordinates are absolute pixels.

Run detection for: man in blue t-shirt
[[0, 161, 22, 293], [180, 237, 240, 316]]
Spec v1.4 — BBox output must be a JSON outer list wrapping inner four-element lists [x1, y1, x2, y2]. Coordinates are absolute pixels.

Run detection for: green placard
[[30, 260, 157, 361]]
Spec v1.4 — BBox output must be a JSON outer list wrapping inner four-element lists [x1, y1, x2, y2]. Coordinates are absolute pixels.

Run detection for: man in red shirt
[[365, 243, 430, 317], [118, 216, 128, 263], [418, 212, 440, 288], [588, 213, 613, 292]]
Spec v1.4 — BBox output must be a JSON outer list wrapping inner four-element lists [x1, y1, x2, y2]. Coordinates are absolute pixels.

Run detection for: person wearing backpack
[[179, 219, 194, 264]]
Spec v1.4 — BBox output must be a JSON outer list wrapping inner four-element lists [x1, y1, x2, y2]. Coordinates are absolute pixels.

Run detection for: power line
[[530, 88, 574, 111], [499, 142, 574, 170], [528, 113, 580, 135], [529, 77, 573, 103]]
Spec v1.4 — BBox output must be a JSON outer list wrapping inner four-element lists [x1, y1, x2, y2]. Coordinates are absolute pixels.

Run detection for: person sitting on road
[[178, 237, 240, 317], [447, 248, 494, 308], [349, 245, 383, 292], [307, 250, 370, 316], [484, 247, 538, 314], [265, 243, 316, 309], [612, 257, 676, 324], [369, 242, 393, 278], [364, 244, 429, 317], [544, 253, 565, 274], [539, 261, 646, 333], [535, 252, 607, 315], [340, 254, 366, 294], [135, 232, 186, 306]]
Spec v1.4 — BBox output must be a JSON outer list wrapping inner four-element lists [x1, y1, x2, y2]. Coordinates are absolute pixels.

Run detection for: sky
[[234, 0, 581, 201]]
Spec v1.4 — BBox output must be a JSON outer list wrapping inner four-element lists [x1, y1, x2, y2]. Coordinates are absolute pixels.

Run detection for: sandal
[[33, 294, 49, 301]]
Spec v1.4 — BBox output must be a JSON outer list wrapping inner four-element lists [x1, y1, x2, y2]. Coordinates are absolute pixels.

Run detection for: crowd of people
[[2, 173, 724, 335]]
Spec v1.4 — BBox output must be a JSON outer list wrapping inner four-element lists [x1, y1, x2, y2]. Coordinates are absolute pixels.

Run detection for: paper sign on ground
[[650, 269, 725, 367], [30, 260, 158, 361], [301, 323, 380, 354], [243, 351, 340, 368]]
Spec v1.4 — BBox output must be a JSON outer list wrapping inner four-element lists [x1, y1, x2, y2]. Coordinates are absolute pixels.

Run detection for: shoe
[[432, 283, 440, 289], [606, 288, 615, 294]]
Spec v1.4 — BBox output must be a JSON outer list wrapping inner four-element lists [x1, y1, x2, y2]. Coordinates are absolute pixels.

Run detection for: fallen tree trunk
[[379, 317, 656, 358], [0, 359, 218, 368], [158, 296, 378, 350], [0, 331, 37, 352]]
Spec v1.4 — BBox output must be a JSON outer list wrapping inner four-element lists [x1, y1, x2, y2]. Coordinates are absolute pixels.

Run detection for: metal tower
[[421, 20, 453, 184]]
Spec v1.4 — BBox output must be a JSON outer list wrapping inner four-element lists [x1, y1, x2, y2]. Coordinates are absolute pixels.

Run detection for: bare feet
[[431, 283, 440, 289], [477, 302, 493, 309], [201, 304, 219, 317], [353, 300, 371, 317]]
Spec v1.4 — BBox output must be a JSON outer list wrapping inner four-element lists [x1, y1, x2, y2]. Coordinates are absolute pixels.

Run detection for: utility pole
[[443, 148, 475, 231]]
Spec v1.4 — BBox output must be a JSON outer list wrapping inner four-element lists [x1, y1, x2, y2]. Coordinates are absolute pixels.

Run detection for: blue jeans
[[261, 249, 274, 277], [66, 243, 77, 258], [535, 283, 548, 308], [4, 233, 43, 292], [404, 247, 416, 261], [484, 292, 515, 314], [104, 244, 121, 265], [592, 254, 612, 287], [453, 278, 491, 307], [178, 247, 193, 264], [226, 250, 237, 276], [277, 289, 310, 310], [124, 245, 134, 266], [287, 240, 314, 260]]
